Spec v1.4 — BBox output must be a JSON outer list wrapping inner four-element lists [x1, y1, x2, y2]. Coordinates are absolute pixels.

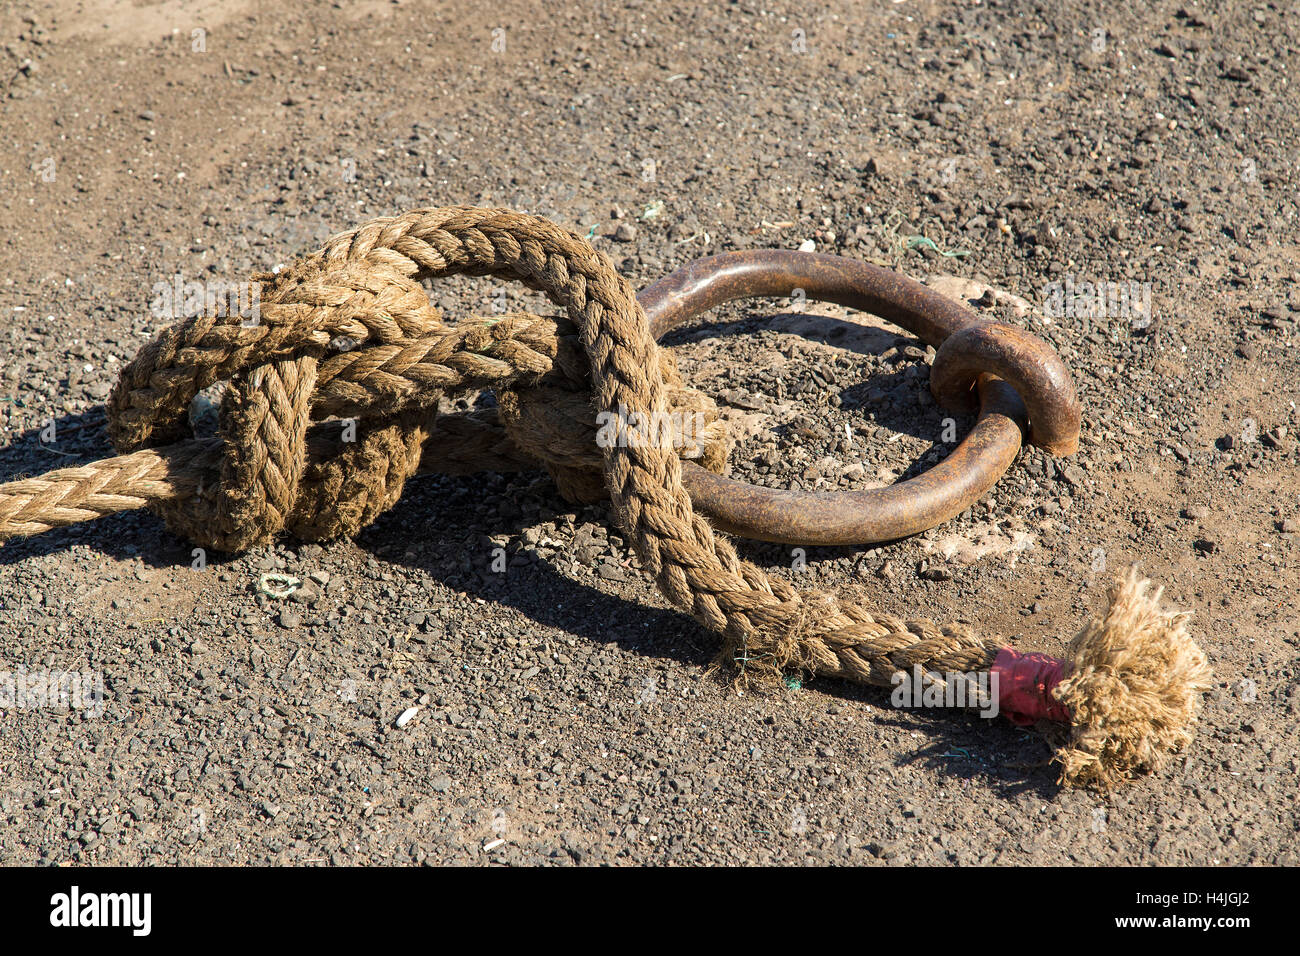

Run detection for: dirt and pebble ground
[[0, 0, 1296, 865]]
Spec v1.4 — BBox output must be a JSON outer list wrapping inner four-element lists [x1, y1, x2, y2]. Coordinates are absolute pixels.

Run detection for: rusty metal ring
[[930, 322, 1079, 456], [635, 250, 1080, 546]]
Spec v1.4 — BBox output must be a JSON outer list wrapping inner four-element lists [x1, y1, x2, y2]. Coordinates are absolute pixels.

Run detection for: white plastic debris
[[395, 706, 420, 728]]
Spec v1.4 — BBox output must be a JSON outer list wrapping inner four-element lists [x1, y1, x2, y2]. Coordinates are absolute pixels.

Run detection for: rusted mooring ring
[[638, 251, 1080, 546]]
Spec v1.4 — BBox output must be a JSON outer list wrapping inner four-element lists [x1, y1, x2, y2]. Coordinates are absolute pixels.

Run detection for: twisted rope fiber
[[0, 207, 1210, 788]]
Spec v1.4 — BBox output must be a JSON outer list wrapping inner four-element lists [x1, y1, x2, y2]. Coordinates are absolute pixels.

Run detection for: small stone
[[798, 239, 817, 252], [1060, 464, 1087, 488], [430, 775, 452, 793], [868, 841, 897, 860], [278, 609, 302, 629], [1279, 519, 1299, 534], [921, 564, 953, 582], [596, 562, 627, 582], [289, 577, 322, 605], [1192, 538, 1218, 555], [718, 388, 765, 411], [613, 223, 637, 242]]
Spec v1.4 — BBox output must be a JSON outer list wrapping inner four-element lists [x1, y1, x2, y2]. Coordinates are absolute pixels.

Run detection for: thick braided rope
[[0, 206, 1214, 788], [301, 207, 997, 683], [100, 243, 711, 548], [3, 207, 999, 687], [0, 370, 722, 537], [0, 417, 536, 539]]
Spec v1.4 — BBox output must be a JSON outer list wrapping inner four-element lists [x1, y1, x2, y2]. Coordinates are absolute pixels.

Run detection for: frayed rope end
[[1053, 567, 1212, 790]]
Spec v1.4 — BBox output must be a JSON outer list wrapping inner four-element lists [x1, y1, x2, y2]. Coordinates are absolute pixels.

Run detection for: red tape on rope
[[993, 646, 1071, 725]]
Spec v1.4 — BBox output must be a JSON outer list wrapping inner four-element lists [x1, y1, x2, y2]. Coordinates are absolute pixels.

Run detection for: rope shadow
[[354, 469, 1062, 796], [351, 471, 717, 670], [850, 702, 1063, 800], [0, 406, 113, 474], [0, 508, 216, 570], [1, 454, 1062, 796]]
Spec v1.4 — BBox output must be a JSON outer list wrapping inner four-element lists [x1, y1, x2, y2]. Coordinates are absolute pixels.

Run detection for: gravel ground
[[0, 0, 1296, 865]]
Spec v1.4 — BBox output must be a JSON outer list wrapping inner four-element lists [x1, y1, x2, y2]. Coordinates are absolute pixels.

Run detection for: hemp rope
[[0, 206, 1211, 789]]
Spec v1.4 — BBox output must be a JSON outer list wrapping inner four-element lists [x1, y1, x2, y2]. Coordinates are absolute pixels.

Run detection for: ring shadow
[[661, 307, 982, 481]]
